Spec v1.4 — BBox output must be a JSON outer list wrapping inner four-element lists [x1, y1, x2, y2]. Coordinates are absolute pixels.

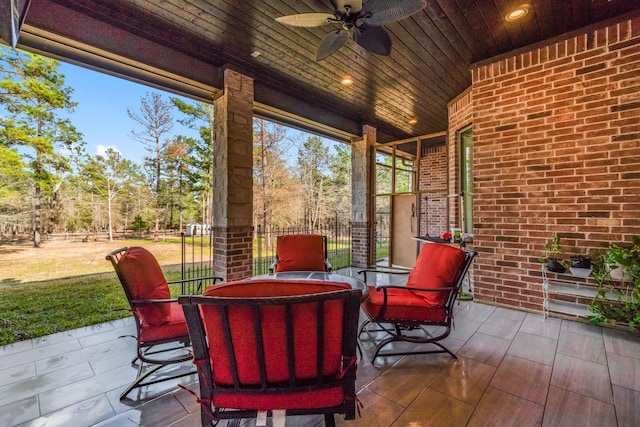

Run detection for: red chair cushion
[[405, 243, 467, 307], [362, 286, 447, 322], [117, 246, 171, 326], [202, 280, 349, 395], [138, 301, 189, 342], [213, 387, 345, 411], [275, 234, 326, 272]]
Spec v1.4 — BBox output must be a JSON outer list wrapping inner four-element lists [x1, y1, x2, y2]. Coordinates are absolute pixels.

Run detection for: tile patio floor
[[1, 268, 639, 426]]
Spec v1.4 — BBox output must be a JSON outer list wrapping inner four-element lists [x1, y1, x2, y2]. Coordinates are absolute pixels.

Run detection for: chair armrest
[[373, 284, 457, 293], [169, 276, 224, 295], [357, 268, 411, 284], [168, 276, 224, 284], [268, 258, 278, 274], [325, 259, 333, 272], [130, 298, 178, 305]]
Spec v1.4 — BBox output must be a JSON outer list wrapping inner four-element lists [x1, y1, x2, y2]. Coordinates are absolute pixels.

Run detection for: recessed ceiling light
[[505, 4, 530, 22], [341, 75, 353, 85], [408, 118, 418, 125]]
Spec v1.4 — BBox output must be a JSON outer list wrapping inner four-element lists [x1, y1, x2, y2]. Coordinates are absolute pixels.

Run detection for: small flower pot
[[571, 255, 592, 269], [547, 258, 566, 273]]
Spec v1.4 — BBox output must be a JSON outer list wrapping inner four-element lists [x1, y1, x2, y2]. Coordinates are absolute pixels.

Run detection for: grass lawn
[[0, 236, 352, 346], [0, 239, 186, 346]]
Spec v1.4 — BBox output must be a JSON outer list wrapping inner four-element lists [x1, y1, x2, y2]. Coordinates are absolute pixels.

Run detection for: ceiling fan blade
[[353, 25, 391, 55], [276, 13, 334, 27], [361, 0, 426, 26], [316, 30, 349, 61], [333, 0, 363, 14]]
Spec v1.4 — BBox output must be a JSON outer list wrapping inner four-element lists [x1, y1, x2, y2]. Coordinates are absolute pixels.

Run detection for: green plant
[[589, 236, 640, 331], [539, 234, 568, 272]]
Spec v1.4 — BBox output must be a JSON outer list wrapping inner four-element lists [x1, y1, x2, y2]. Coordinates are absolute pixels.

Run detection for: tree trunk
[[261, 119, 273, 251], [107, 183, 113, 242]]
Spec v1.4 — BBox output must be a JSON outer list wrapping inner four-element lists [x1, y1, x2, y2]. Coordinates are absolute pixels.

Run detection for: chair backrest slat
[[251, 305, 268, 390], [316, 300, 325, 384], [220, 305, 241, 389], [179, 282, 361, 424], [284, 303, 296, 387]]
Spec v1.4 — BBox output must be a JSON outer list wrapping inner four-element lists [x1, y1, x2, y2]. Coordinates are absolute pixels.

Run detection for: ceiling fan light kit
[[276, 0, 427, 60]]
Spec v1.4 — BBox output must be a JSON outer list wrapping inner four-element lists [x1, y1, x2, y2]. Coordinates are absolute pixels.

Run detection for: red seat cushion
[[117, 246, 171, 326], [275, 234, 326, 272], [405, 243, 467, 307], [362, 286, 447, 322], [202, 280, 350, 406], [138, 301, 189, 343]]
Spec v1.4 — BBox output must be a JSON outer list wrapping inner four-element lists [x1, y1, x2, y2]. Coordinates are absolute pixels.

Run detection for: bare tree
[[127, 92, 174, 241], [82, 148, 136, 242]]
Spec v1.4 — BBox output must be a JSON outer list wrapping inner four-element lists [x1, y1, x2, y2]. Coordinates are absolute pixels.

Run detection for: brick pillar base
[[351, 221, 372, 268], [213, 226, 253, 281]]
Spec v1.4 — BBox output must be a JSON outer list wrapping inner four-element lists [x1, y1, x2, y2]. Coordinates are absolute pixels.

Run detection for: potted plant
[[569, 254, 593, 277], [571, 255, 592, 269], [539, 234, 567, 273], [589, 236, 640, 331]]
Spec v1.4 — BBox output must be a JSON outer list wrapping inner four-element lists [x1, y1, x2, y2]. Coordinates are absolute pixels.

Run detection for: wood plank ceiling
[[14, 0, 640, 143]]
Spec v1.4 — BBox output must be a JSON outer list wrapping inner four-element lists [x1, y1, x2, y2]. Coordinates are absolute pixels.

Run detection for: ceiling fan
[[276, 0, 427, 61]]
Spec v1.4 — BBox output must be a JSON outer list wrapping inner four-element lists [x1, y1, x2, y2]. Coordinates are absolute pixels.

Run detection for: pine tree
[[0, 47, 84, 247]]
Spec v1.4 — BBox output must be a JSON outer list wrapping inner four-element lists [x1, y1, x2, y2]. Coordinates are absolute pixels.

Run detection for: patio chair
[[269, 234, 332, 273], [358, 243, 477, 363], [106, 246, 223, 400], [178, 279, 362, 427]]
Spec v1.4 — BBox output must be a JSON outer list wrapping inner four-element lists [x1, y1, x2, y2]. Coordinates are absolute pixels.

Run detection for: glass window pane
[[460, 127, 473, 234]]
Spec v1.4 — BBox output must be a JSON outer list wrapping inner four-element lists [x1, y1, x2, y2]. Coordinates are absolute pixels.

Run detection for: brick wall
[[448, 17, 640, 312], [351, 221, 371, 267], [213, 226, 253, 281], [419, 144, 449, 237]]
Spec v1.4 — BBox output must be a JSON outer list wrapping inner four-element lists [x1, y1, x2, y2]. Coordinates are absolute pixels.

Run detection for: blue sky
[[58, 61, 340, 166], [59, 62, 200, 164]]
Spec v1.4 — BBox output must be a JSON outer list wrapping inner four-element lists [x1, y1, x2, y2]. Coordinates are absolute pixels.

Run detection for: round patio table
[[249, 271, 368, 300]]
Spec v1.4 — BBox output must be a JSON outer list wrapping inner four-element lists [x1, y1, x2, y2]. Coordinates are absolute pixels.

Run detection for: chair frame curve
[[358, 247, 477, 363], [106, 246, 223, 400], [179, 287, 362, 427]]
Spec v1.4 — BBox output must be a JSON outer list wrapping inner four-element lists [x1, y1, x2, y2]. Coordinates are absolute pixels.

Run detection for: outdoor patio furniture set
[[106, 234, 476, 426]]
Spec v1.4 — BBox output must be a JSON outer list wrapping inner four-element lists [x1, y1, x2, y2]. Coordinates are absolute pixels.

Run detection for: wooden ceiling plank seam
[[118, 0, 372, 140], [532, 0, 558, 41], [385, 21, 470, 95], [256, 0, 456, 130], [493, 0, 535, 48], [397, 13, 472, 87], [590, 0, 611, 21], [173, 0, 458, 134], [427, 0, 478, 63], [473, 0, 515, 51], [573, 0, 593, 29], [148, 0, 377, 127], [204, 0, 436, 131], [551, 0, 576, 34], [451, 0, 499, 60]]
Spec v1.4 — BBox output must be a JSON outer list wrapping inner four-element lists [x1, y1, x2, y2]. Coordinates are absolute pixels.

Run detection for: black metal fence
[[253, 221, 352, 275], [180, 220, 352, 291], [180, 232, 216, 294]]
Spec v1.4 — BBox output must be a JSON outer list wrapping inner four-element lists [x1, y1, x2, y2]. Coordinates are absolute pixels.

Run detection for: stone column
[[212, 68, 254, 281], [351, 124, 375, 267]]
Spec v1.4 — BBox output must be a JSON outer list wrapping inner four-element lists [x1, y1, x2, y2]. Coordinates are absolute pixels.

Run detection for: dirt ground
[[0, 239, 184, 285]]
